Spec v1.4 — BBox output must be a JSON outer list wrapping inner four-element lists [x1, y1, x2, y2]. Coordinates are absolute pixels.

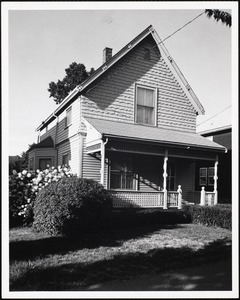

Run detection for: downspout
[[100, 137, 109, 186], [53, 113, 58, 167]]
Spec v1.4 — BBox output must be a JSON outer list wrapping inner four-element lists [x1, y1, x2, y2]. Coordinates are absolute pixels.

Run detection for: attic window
[[144, 48, 151, 60]]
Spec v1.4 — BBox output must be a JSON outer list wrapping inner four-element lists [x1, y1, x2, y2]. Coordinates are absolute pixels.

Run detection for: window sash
[[199, 168, 207, 186], [62, 154, 69, 166], [208, 167, 214, 186], [65, 107, 72, 127], [136, 86, 156, 125]]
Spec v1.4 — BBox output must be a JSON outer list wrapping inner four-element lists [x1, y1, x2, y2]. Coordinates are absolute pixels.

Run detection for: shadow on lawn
[[10, 237, 232, 291], [10, 224, 181, 261]]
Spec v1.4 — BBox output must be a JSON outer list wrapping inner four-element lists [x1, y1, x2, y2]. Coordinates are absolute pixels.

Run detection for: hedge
[[182, 204, 231, 230]]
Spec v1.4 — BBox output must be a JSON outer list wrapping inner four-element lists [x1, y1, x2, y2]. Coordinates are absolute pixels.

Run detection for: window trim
[[134, 83, 157, 126], [65, 106, 72, 128], [62, 152, 70, 166]]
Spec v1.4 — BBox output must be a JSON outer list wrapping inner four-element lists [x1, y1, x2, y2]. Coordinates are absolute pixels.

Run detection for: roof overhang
[[37, 25, 205, 132]]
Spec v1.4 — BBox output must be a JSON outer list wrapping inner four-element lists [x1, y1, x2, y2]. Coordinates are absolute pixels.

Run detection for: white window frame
[[134, 83, 157, 126], [65, 106, 72, 128]]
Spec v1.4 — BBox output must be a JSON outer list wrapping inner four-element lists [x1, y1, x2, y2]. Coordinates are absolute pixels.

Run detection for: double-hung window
[[110, 160, 136, 190], [135, 85, 156, 126], [65, 107, 72, 128], [62, 153, 70, 166], [199, 167, 214, 186]]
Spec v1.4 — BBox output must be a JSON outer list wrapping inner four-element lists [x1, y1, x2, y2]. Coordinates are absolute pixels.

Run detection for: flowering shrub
[[9, 165, 73, 227]]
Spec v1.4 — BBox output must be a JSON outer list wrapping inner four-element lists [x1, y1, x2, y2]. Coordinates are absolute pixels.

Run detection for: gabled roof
[[27, 136, 54, 152], [84, 117, 226, 152], [197, 106, 232, 135], [37, 25, 205, 131]]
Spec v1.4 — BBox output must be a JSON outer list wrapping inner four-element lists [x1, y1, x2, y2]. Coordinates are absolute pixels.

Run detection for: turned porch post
[[163, 150, 168, 209], [100, 138, 108, 186], [214, 155, 218, 205]]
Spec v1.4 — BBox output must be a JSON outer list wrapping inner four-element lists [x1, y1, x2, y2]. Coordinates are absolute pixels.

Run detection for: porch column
[[177, 185, 182, 209], [214, 155, 218, 205], [163, 150, 168, 209], [100, 138, 108, 186]]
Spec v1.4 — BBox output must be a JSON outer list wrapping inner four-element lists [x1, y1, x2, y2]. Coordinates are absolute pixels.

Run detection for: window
[[39, 158, 52, 170], [208, 167, 214, 186], [135, 85, 156, 125], [62, 153, 70, 166], [29, 158, 34, 170], [110, 160, 136, 190], [199, 167, 214, 186], [65, 107, 72, 127]]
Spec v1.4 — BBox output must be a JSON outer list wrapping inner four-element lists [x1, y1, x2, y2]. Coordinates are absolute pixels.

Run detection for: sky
[[2, 2, 238, 156]]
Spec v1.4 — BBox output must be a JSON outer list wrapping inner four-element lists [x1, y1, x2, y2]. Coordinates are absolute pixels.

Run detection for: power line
[[197, 105, 232, 126], [86, 11, 206, 95]]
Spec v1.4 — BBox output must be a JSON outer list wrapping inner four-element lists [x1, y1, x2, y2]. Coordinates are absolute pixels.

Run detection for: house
[[28, 25, 226, 209], [197, 107, 232, 203]]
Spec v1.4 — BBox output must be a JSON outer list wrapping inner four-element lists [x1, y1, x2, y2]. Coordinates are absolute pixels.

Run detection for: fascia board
[[150, 28, 205, 115]]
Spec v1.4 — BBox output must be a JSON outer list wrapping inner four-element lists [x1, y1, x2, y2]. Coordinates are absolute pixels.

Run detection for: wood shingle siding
[[81, 35, 196, 132]]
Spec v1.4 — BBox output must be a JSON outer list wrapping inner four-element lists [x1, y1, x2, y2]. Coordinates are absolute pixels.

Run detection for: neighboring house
[[28, 25, 226, 209], [197, 107, 232, 203]]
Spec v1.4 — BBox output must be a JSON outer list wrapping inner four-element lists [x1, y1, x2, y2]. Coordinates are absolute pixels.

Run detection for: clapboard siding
[[40, 99, 80, 145], [57, 135, 80, 176], [81, 35, 196, 132]]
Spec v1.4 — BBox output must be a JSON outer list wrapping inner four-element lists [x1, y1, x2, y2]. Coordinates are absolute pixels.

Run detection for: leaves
[[48, 62, 95, 104], [205, 9, 232, 27]]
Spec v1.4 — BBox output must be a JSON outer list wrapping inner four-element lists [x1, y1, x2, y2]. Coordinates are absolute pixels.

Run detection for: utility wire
[[197, 105, 232, 126], [85, 11, 205, 96]]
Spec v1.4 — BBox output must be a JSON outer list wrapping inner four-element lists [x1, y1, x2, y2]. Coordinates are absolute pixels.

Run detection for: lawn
[[9, 223, 232, 291]]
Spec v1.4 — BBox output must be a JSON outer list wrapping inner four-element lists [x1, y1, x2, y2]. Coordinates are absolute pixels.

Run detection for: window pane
[[111, 173, 122, 189], [63, 154, 69, 165], [208, 177, 214, 185], [200, 168, 207, 176], [137, 106, 154, 125], [200, 177, 207, 185], [39, 158, 52, 170], [208, 167, 214, 176], [137, 87, 154, 107]]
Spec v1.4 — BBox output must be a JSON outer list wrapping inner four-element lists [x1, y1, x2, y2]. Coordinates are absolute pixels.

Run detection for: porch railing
[[110, 191, 164, 208], [200, 187, 216, 206], [110, 186, 182, 209]]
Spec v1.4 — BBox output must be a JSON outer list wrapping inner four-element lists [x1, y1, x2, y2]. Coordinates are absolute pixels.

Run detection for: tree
[[205, 9, 231, 27], [48, 62, 95, 104]]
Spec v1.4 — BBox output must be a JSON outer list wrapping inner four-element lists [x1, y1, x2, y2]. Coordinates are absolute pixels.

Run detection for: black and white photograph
[[2, 1, 239, 298]]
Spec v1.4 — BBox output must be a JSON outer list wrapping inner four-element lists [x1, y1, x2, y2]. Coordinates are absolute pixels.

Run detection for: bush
[[9, 165, 73, 227], [33, 177, 113, 236], [182, 204, 231, 230], [101, 208, 191, 230]]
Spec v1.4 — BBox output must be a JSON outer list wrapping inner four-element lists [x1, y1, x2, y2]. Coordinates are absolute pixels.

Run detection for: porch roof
[[85, 117, 226, 152]]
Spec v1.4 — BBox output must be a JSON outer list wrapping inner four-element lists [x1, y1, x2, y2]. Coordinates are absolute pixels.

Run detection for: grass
[[9, 223, 232, 291]]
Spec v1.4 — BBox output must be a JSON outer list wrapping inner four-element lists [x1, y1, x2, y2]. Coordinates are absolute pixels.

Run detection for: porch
[[82, 117, 225, 209]]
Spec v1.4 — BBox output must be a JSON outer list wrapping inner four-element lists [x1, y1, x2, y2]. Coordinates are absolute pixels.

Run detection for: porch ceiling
[[84, 117, 226, 152]]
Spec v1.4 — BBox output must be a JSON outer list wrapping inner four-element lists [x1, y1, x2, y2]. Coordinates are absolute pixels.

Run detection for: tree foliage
[[205, 9, 231, 27], [48, 62, 95, 104]]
